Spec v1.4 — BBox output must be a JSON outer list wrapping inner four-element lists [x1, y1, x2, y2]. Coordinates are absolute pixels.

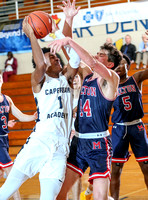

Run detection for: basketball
[[28, 11, 52, 39]]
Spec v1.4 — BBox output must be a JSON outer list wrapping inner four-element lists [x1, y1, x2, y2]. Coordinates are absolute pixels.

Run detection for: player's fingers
[[53, 43, 60, 53], [49, 43, 58, 54], [48, 41, 57, 49], [76, 6, 81, 13], [23, 17, 27, 25], [67, 0, 71, 7], [72, 0, 76, 8], [62, 1, 67, 7], [34, 111, 38, 119], [57, 5, 64, 11], [49, 46, 54, 54], [57, 44, 62, 52], [53, 42, 62, 53]]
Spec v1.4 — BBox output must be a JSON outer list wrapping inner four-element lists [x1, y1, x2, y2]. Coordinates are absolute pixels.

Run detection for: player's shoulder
[[110, 69, 120, 82], [4, 94, 10, 100], [4, 95, 12, 101], [5, 95, 12, 104]]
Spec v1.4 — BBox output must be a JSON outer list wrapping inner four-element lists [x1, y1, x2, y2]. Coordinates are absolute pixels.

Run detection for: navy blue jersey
[[112, 76, 144, 123], [0, 94, 10, 135], [75, 74, 114, 133]]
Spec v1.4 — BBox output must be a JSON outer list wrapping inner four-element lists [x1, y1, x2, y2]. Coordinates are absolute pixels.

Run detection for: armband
[[65, 46, 81, 69], [55, 30, 80, 68], [55, 30, 65, 39]]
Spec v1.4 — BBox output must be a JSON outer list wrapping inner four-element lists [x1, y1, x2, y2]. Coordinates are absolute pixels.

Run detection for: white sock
[[85, 187, 93, 195]]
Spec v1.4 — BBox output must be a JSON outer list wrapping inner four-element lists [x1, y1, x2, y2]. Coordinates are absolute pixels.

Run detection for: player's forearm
[[68, 39, 112, 79], [11, 105, 36, 122], [68, 38, 97, 69], [62, 17, 73, 38], [15, 112, 36, 122], [30, 35, 46, 70], [19, 114, 36, 122]]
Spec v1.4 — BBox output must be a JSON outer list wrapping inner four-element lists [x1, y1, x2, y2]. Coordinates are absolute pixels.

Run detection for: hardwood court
[[0, 151, 148, 200]]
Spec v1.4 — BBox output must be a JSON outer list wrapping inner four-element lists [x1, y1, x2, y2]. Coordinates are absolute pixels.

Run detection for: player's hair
[[123, 54, 131, 69], [100, 43, 122, 70], [32, 47, 65, 68]]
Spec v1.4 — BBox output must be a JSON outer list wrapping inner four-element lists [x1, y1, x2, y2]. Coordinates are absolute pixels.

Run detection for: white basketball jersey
[[33, 73, 73, 139]]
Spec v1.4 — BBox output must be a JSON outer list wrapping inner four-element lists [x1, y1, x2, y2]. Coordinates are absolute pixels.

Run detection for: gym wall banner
[[56, 1, 148, 29], [42, 1, 148, 42], [0, 19, 31, 55]]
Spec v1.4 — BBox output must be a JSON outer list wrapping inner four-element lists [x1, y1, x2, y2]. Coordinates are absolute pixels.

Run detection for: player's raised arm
[[49, 37, 113, 81], [57, 0, 80, 37], [54, 0, 81, 63], [133, 68, 148, 91], [23, 17, 47, 89]]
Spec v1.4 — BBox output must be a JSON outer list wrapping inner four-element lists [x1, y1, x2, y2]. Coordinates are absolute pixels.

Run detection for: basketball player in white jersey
[[0, 1, 81, 200]]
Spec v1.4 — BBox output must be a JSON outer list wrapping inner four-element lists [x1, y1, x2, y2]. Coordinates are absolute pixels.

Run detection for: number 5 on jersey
[[80, 99, 92, 117], [122, 96, 132, 111]]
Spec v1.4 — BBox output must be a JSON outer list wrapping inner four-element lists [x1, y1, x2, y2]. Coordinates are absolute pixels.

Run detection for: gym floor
[[0, 152, 148, 200]]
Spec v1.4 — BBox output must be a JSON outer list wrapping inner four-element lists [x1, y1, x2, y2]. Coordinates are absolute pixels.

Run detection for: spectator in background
[[3, 52, 18, 82], [106, 37, 113, 44], [120, 34, 136, 64], [136, 34, 148, 69]]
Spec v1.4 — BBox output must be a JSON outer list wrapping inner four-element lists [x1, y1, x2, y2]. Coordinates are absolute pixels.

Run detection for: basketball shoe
[[80, 190, 93, 200]]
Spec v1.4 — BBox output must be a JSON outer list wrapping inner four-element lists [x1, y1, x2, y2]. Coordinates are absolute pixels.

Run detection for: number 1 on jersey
[[58, 96, 63, 109]]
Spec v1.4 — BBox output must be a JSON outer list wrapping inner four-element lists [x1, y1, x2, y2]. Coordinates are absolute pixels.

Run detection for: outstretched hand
[[57, 0, 81, 18], [48, 37, 71, 54]]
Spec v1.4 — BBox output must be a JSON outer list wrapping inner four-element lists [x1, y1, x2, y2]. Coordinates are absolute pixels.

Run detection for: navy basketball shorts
[[67, 135, 113, 183], [0, 136, 13, 169], [112, 122, 148, 163]]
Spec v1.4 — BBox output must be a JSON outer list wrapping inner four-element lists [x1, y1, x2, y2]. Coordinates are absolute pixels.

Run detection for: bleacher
[[2, 74, 36, 159], [0, 0, 142, 22], [0, 0, 147, 160], [2, 63, 147, 160]]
